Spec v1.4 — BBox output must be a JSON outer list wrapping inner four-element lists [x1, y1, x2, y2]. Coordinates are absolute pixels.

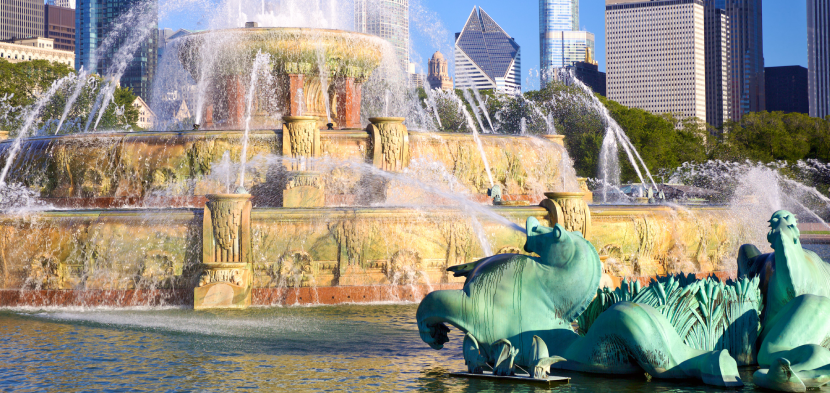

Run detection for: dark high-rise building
[[704, 3, 731, 128], [571, 61, 605, 96], [721, 0, 765, 120], [76, 0, 157, 101], [765, 66, 809, 114], [44, 5, 75, 52], [808, 0, 830, 118], [454, 6, 521, 92], [1, 0, 44, 40]]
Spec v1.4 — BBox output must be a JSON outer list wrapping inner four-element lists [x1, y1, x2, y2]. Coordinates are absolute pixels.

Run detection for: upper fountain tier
[[177, 27, 388, 129]]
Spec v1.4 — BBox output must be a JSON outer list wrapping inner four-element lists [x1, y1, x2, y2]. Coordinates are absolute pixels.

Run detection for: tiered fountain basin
[[0, 199, 778, 307], [1, 124, 814, 307], [178, 28, 386, 129], [0, 129, 565, 207]]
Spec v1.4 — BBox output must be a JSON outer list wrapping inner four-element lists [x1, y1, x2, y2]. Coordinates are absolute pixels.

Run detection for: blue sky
[[160, 0, 809, 91], [412, 0, 808, 88]]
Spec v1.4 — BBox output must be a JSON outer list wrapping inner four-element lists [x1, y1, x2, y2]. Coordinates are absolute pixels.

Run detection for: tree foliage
[[0, 59, 139, 134]]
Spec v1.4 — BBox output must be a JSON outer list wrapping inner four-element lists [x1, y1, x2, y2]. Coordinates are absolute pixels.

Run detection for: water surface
[[0, 304, 820, 392]]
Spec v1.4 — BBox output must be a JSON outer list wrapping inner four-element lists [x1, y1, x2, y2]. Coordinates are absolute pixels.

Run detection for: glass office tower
[[540, 0, 594, 85], [721, 0, 765, 120], [808, 0, 830, 118], [76, 0, 157, 101]]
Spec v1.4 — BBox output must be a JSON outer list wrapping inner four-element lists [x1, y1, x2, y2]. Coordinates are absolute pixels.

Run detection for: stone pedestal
[[335, 77, 362, 129], [284, 171, 324, 207], [282, 116, 324, 207], [540, 192, 591, 239], [577, 177, 593, 203], [542, 134, 565, 147], [368, 117, 409, 172], [195, 193, 252, 310]]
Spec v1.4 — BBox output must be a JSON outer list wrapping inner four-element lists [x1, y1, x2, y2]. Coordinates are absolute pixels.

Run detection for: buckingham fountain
[[1, 24, 830, 392]]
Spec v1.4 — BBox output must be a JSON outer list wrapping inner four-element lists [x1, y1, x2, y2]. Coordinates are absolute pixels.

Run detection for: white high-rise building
[[354, 0, 409, 72], [606, 0, 707, 123], [808, 0, 830, 118], [454, 6, 521, 92]]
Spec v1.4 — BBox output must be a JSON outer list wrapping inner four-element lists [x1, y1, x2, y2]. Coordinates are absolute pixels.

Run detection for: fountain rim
[[544, 191, 588, 199], [180, 26, 391, 46], [0, 129, 562, 143], [206, 193, 252, 200], [368, 117, 406, 123], [283, 116, 319, 122]]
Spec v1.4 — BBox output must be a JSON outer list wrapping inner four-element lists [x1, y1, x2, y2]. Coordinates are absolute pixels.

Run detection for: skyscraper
[[765, 66, 809, 114], [354, 0, 409, 72], [1, 0, 44, 40], [539, 0, 596, 85], [606, 0, 707, 122], [704, 3, 731, 128], [45, 4, 75, 52], [721, 0, 765, 120], [454, 6, 521, 92], [808, 0, 830, 118], [75, 0, 157, 101]]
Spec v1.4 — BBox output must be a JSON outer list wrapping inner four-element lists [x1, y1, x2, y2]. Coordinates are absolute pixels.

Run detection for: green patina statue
[[416, 217, 742, 386], [739, 210, 830, 392]]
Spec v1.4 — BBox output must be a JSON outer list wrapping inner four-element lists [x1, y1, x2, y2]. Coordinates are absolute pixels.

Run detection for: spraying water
[[462, 89, 489, 134], [1, 76, 72, 185], [316, 48, 332, 123], [453, 93, 494, 188], [561, 68, 658, 194], [472, 88, 494, 133], [55, 70, 89, 135], [238, 51, 271, 189]]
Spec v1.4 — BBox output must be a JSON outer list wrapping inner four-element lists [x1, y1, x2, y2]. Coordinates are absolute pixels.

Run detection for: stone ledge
[[0, 284, 465, 308]]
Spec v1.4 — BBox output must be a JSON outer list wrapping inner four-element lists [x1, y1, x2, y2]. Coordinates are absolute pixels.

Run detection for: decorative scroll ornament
[[385, 249, 422, 280], [540, 192, 591, 239], [285, 172, 322, 190]]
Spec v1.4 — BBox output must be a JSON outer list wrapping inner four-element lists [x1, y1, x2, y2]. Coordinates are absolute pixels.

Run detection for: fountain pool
[[0, 303, 795, 392]]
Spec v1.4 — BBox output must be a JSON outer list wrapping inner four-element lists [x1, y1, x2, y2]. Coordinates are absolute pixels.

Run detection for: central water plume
[[239, 51, 271, 189]]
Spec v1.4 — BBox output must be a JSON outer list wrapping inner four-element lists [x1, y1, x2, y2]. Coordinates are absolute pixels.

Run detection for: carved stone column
[[288, 73, 305, 116], [335, 77, 362, 129], [368, 117, 409, 172], [282, 116, 324, 207], [222, 74, 245, 128], [540, 192, 591, 240], [203, 105, 214, 129], [194, 193, 252, 310]]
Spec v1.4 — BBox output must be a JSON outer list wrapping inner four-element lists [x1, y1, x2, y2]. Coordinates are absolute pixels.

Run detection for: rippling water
[[0, 303, 821, 392]]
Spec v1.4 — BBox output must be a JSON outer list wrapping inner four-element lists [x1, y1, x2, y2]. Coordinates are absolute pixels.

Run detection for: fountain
[[1, 36, 824, 310], [0, 6, 829, 392]]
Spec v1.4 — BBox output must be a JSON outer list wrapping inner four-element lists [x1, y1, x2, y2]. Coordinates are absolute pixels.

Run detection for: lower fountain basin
[[0, 203, 796, 307]]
